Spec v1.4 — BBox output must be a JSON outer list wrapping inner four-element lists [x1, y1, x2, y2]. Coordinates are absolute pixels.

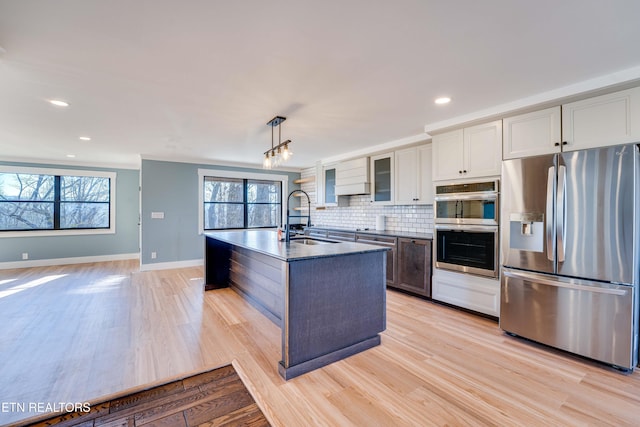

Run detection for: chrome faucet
[[285, 189, 311, 242]]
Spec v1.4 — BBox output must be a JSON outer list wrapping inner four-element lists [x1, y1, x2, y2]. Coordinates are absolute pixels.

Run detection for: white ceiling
[[1, 0, 639, 170]]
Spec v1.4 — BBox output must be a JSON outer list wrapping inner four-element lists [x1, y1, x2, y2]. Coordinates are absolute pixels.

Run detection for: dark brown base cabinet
[[306, 228, 432, 298], [396, 238, 432, 297]]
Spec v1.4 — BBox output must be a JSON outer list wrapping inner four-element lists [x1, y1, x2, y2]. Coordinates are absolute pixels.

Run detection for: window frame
[[198, 169, 289, 234], [0, 166, 117, 238]]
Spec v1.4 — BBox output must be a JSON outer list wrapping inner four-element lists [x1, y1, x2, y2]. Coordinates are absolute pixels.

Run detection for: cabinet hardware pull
[[463, 170, 467, 173], [554, 142, 560, 146], [562, 141, 568, 145], [458, 170, 462, 174]]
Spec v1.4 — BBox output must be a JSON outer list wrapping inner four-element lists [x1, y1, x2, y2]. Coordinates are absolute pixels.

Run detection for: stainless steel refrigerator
[[501, 143, 639, 371]]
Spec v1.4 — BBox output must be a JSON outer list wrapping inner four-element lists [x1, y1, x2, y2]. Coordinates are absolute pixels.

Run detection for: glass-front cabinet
[[370, 152, 394, 204], [324, 167, 336, 204], [316, 162, 346, 207]]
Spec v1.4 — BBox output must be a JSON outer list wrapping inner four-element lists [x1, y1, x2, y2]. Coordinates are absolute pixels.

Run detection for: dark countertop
[[205, 230, 389, 262], [308, 226, 433, 240]]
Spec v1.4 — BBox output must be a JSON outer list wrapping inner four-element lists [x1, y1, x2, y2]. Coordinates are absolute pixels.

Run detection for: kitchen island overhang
[[204, 230, 389, 380]]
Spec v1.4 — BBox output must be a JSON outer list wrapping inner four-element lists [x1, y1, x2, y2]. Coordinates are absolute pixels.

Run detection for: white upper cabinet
[[432, 121, 502, 181], [432, 129, 464, 181], [417, 144, 434, 204], [562, 86, 640, 151], [316, 162, 347, 207], [503, 87, 640, 159], [503, 106, 562, 159], [464, 120, 502, 178], [395, 144, 434, 205], [370, 152, 394, 204], [315, 162, 324, 206]]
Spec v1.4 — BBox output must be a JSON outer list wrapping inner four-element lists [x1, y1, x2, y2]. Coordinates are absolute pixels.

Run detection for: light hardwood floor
[[1, 261, 638, 426]]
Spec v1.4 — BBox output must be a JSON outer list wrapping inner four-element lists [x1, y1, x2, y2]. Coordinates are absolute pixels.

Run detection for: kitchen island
[[204, 230, 389, 380]]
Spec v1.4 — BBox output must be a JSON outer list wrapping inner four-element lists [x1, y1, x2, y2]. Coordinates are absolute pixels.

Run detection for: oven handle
[[434, 193, 498, 202], [435, 224, 499, 232]]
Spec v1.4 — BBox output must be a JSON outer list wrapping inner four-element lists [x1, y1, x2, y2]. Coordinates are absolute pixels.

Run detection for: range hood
[[336, 182, 370, 196], [335, 157, 371, 196]]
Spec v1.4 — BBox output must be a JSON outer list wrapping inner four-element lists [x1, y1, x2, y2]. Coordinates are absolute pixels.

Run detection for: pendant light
[[263, 116, 293, 169]]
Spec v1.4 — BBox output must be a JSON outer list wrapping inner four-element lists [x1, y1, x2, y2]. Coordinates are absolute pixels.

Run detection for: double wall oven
[[434, 181, 499, 278]]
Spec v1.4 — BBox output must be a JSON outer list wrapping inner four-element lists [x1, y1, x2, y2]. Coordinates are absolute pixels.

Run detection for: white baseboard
[[139, 258, 204, 271], [0, 253, 140, 270]]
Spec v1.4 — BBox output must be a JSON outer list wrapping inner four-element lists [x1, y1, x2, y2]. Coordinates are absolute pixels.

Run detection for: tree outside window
[[204, 177, 281, 230], [0, 172, 111, 231]]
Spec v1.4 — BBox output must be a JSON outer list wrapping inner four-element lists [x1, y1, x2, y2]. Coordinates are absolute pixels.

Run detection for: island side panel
[[228, 245, 285, 326], [204, 236, 232, 290], [281, 250, 386, 378]]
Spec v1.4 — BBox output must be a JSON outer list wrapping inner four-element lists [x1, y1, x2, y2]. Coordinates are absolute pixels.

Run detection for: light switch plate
[[151, 212, 164, 219]]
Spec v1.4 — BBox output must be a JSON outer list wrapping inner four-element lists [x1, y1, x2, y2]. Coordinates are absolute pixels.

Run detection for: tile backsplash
[[299, 167, 434, 234]]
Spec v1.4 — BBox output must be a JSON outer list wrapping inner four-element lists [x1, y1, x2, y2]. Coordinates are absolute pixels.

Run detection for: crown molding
[[425, 65, 640, 134], [140, 154, 302, 173], [0, 155, 140, 170], [311, 133, 431, 168]]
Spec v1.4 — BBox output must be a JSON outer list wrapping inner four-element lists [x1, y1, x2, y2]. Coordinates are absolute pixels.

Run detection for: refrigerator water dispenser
[[509, 213, 544, 252]]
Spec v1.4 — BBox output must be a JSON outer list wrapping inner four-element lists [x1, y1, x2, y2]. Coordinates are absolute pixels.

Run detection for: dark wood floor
[[14, 364, 270, 427]]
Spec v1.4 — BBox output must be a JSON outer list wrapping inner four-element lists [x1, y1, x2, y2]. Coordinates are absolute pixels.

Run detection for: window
[[59, 175, 111, 228], [203, 177, 244, 229], [203, 176, 281, 230], [0, 173, 54, 230], [0, 166, 116, 236]]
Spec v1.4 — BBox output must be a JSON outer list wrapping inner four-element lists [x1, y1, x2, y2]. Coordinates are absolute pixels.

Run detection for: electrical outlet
[[151, 251, 157, 259], [22, 253, 28, 260]]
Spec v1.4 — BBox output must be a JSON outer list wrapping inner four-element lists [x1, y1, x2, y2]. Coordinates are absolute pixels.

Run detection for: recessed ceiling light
[[49, 99, 70, 107], [66, 154, 76, 158], [79, 136, 91, 141], [435, 97, 451, 105]]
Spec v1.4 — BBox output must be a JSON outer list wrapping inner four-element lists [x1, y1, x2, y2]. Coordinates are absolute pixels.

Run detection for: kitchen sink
[[291, 238, 338, 245]]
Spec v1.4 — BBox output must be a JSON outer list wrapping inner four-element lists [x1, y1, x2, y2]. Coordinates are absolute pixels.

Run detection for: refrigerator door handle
[[503, 270, 628, 296], [546, 166, 555, 261], [557, 165, 567, 263]]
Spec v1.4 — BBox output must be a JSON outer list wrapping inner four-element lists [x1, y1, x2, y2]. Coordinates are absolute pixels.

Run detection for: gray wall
[[0, 161, 140, 263], [140, 159, 300, 266]]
